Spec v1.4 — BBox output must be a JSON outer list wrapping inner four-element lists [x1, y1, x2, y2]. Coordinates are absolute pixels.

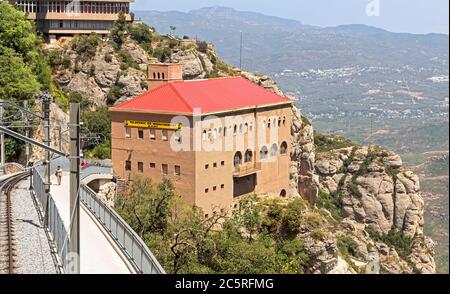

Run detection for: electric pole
[[69, 103, 80, 274], [239, 31, 243, 70], [0, 103, 4, 165], [42, 91, 52, 226], [23, 101, 30, 163]]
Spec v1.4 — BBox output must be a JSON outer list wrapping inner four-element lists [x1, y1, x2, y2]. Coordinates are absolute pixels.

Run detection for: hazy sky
[[131, 0, 449, 34]]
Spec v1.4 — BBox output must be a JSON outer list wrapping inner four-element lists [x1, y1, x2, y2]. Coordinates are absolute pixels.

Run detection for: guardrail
[[80, 184, 165, 274], [32, 156, 165, 274], [32, 167, 69, 273]]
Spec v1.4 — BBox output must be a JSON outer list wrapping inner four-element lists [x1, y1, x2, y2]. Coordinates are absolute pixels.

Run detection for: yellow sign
[[124, 120, 183, 130]]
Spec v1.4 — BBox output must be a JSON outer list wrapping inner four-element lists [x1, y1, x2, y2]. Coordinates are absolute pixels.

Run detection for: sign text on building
[[124, 120, 183, 130]]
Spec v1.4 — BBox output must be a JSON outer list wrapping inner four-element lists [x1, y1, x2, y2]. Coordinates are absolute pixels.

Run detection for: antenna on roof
[[239, 31, 243, 70]]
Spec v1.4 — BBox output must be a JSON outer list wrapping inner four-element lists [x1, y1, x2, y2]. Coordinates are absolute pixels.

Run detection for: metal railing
[[32, 167, 69, 273], [234, 162, 262, 176], [80, 184, 165, 274], [32, 156, 165, 274]]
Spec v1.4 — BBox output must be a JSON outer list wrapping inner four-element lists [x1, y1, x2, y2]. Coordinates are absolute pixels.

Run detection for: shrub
[[128, 22, 152, 44], [316, 190, 344, 221], [366, 226, 413, 259], [197, 41, 208, 53], [106, 85, 122, 105], [89, 143, 111, 160], [153, 46, 172, 62], [314, 132, 358, 153], [71, 33, 99, 59], [282, 199, 305, 235], [337, 236, 359, 257], [89, 64, 96, 76], [104, 53, 113, 63]]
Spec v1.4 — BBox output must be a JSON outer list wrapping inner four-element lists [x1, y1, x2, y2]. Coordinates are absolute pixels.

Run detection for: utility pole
[[0, 103, 4, 165], [69, 103, 80, 274], [239, 31, 243, 70], [23, 101, 30, 163], [42, 91, 52, 226]]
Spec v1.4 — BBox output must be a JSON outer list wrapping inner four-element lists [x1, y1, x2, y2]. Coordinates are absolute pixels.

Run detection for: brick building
[[110, 64, 293, 215]]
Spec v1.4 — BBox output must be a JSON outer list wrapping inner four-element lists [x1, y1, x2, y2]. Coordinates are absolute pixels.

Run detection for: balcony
[[233, 162, 262, 178]]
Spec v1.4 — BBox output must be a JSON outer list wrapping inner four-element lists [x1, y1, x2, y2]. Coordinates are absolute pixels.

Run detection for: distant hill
[[135, 6, 449, 273]]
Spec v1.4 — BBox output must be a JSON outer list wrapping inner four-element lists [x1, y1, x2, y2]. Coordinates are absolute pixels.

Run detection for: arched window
[[244, 123, 248, 133], [280, 189, 287, 197], [162, 72, 165, 79], [234, 151, 243, 167], [202, 130, 207, 141], [268, 120, 271, 128], [213, 128, 217, 140], [239, 123, 243, 133], [234, 125, 238, 135], [270, 143, 278, 157], [244, 149, 253, 163], [278, 118, 281, 127], [260, 146, 269, 160], [157, 72, 161, 79], [283, 116, 286, 126], [262, 120, 266, 130], [218, 127, 222, 138], [249, 122, 254, 132], [273, 118, 277, 127], [280, 141, 288, 155], [153, 72, 156, 79]]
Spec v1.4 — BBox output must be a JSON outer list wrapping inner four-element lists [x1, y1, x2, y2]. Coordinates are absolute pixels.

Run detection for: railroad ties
[[0, 172, 29, 274]]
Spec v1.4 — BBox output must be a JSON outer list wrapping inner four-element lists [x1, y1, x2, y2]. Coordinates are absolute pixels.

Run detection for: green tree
[[111, 11, 127, 49]]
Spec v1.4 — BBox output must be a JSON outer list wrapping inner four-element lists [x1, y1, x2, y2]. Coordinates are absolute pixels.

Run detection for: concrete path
[[50, 172, 132, 274]]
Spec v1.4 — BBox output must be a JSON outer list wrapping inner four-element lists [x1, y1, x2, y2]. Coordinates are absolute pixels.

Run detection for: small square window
[[213, 186, 217, 191], [162, 164, 168, 175], [213, 162, 217, 168], [162, 130, 168, 141], [205, 188, 209, 193], [221, 184, 225, 189], [221, 161, 225, 166], [125, 161, 131, 171], [150, 129, 156, 140], [150, 163, 156, 168], [125, 127, 131, 138], [138, 162, 144, 173], [174, 165, 181, 176], [205, 164, 209, 170], [138, 129, 144, 139]]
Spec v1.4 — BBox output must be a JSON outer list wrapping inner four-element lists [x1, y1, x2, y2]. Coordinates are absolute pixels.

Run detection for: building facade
[[110, 64, 293, 215], [9, 0, 133, 37]]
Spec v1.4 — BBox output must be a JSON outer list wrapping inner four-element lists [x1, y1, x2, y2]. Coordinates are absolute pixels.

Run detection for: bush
[[104, 53, 113, 63], [89, 143, 111, 160], [337, 236, 359, 257], [316, 190, 344, 221], [71, 33, 99, 59], [153, 46, 172, 62], [197, 41, 208, 53], [168, 39, 179, 49], [106, 85, 122, 105], [314, 132, 357, 153], [128, 22, 152, 44], [282, 199, 305, 235], [118, 50, 138, 70], [89, 64, 96, 76], [68, 91, 92, 110], [366, 227, 413, 259]]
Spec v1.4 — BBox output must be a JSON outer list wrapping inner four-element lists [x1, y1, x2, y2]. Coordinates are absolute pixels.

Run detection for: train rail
[[0, 172, 29, 274]]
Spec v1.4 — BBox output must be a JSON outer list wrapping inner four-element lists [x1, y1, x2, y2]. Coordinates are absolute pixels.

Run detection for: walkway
[[50, 172, 132, 274]]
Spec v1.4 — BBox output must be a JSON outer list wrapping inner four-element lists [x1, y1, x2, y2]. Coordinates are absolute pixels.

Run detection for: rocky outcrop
[[97, 182, 116, 207], [290, 107, 319, 203], [314, 145, 436, 273]]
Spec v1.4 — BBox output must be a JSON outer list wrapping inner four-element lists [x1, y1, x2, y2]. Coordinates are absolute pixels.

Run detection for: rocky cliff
[[44, 26, 435, 274]]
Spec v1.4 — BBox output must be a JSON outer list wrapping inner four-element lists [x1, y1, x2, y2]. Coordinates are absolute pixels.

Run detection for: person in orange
[[55, 166, 63, 186]]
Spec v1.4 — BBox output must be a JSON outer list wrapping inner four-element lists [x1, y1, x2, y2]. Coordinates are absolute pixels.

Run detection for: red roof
[[112, 77, 291, 114]]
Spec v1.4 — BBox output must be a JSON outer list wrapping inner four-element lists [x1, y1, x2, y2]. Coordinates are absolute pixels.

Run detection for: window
[[138, 162, 144, 173], [162, 164, 168, 175], [234, 152, 243, 167], [239, 124, 243, 133], [280, 142, 288, 155], [138, 129, 144, 139], [213, 162, 218, 168], [125, 161, 131, 171], [157, 72, 161, 79], [202, 130, 207, 141], [249, 122, 254, 132], [234, 125, 237, 136], [162, 130, 168, 141], [283, 117, 286, 126], [221, 161, 225, 166], [213, 186, 217, 191], [270, 144, 278, 157], [244, 149, 253, 163], [162, 73, 165, 79], [268, 120, 271, 128], [244, 123, 248, 133], [153, 72, 156, 79], [150, 163, 156, 168], [174, 165, 181, 176], [125, 127, 131, 138], [205, 164, 209, 170], [260, 146, 269, 160], [150, 129, 156, 140], [273, 118, 277, 127], [205, 188, 209, 194], [221, 184, 225, 189]]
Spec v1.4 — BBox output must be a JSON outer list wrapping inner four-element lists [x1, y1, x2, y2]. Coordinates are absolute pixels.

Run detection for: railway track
[[0, 172, 29, 274]]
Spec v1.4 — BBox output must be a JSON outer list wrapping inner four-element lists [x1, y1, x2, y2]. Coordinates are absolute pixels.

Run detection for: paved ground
[[12, 179, 57, 274], [50, 172, 132, 274]]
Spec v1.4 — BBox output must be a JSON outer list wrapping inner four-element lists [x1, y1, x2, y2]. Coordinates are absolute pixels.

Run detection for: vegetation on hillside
[[116, 175, 315, 274]]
